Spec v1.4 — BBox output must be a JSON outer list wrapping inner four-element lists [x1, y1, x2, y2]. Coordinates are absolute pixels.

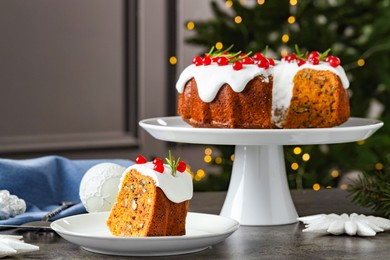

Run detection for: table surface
[[1, 189, 389, 259]]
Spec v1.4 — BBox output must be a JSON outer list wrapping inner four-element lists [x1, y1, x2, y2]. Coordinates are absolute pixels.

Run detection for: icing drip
[[176, 64, 270, 102], [121, 162, 193, 203]]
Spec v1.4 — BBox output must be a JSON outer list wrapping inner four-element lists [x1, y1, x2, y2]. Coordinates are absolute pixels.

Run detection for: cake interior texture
[[106, 169, 189, 236]]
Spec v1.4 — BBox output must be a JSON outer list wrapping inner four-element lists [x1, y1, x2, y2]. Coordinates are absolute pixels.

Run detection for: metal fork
[[0, 201, 77, 230], [41, 201, 77, 221]]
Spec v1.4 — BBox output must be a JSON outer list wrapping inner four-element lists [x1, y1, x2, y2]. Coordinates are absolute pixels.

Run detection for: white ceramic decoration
[[0, 190, 26, 220], [298, 213, 390, 236], [139, 116, 383, 226], [79, 163, 125, 212], [51, 212, 239, 256], [0, 235, 39, 258]]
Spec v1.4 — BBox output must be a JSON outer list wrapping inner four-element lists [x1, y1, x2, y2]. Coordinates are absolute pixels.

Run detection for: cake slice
[[106, 154, 193, 236], [284, 68, 350, 128]]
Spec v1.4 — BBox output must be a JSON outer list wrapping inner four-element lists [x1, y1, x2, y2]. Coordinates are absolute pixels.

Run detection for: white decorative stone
[[79, 163, 126, 213], [0, 235, 39, 258], [298, 213, 390, 236]]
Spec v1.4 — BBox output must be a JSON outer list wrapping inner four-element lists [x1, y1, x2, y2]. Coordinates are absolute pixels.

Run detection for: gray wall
[[0, 0, 214, 170]]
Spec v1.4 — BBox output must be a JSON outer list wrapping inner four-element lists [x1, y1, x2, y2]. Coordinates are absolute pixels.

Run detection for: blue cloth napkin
[[0, 155, 133, 226]]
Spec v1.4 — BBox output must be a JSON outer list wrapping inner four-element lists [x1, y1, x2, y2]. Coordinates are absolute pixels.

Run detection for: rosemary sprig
[[165, 150, 181, 176], [205, 44, 259, 63], [294, 44, 331, 60], [319, 48, 331, 61]]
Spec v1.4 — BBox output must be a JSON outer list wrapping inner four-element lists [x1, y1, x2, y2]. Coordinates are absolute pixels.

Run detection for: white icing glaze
[[176, 59, 350, 128], [121, 162, 193, 203], [176, 64, 270, 102]]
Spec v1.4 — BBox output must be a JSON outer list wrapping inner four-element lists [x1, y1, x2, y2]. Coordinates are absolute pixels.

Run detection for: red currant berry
[[297, 58, 306, 66], [192, 56, 203, 66], [212, 57, 219, 62], [202, 55, 211, 65], [257, 57, 270, 69], [153, 157, 163, 165], [232, 61, 243, 71], [308, 51, 320, 61], [217, 56, 229, 66], [309, 57, 320, 65], [268, 58, 275, 66], [153, 163, 164, 173], [177, 161, 187, 172], [242, 57, 254, 64], [284, 54, 297, 62], [252, 52, 264, 61], [135, 155, 147, 164], [327, 56, 340, 67]]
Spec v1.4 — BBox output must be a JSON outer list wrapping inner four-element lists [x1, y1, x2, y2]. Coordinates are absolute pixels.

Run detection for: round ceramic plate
[[51, 212, 239, 256], [139, 116, 383, 145]]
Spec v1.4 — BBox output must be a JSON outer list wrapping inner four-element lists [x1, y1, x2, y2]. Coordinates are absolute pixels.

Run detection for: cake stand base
[[220, 145, 298, 226]]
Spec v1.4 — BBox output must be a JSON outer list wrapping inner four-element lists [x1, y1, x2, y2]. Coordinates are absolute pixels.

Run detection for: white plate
[[51, 212, 239, 256], [139, 116, 383, 145]]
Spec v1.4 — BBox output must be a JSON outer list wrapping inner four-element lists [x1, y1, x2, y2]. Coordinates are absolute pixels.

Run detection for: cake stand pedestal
[[139, 117, 383, 226], [221, 145, 296, 225]]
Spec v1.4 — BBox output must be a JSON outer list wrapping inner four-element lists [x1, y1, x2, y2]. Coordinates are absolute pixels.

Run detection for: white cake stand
[[139, 117, 383, 226]]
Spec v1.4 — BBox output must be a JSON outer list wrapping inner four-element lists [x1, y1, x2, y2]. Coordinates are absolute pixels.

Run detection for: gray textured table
[[1, 189, 389, 259]]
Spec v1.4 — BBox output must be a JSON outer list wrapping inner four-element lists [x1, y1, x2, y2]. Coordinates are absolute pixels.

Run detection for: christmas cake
[[106, 152, 193, 237], [176, 47, 350, 129]]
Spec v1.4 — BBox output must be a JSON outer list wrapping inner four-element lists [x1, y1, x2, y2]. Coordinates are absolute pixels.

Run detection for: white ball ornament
[[79, 163, 125, 213]]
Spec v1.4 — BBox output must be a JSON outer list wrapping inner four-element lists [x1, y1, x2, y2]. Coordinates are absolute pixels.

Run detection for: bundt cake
[[106, 153, 193, 237], [176, 47, 350, 129]]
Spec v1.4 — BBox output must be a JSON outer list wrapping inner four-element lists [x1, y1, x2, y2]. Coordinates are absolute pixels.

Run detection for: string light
[[169, 56, 177, 65], [302, 153, 310, 161], [257, 0, 265, 5], [186, 21, 195, 30], [375, 163, 384, 170], [293, 147, 302, 155], [331, 170, 340, 178], [215, 157, 223, 164], [281, 48, 288, 57], [225, 0, 233, 8], [205, 147, 212, 155], [357, 58, 365, 67], [340, 184, 348, 190], [194, 169, 206, 181], [186, 165, 195, 179], [290, 0, 298, 6], [326, 186, 333, 189], [291, 162, 299, 170], [230, 154, 235, 161], [282, 34, 290, 43], [204, 155, 212, 163], [215, 42, 223, 50], [234, 16, 243, 24], [288, 16, 296, 24], [313, 183, 320, 191]]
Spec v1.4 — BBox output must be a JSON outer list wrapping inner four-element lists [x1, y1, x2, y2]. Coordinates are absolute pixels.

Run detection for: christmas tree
[[184, 0, 390, 206]]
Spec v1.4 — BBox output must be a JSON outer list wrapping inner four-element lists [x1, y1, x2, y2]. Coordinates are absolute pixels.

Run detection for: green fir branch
[[347, 171, 390, 218]]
